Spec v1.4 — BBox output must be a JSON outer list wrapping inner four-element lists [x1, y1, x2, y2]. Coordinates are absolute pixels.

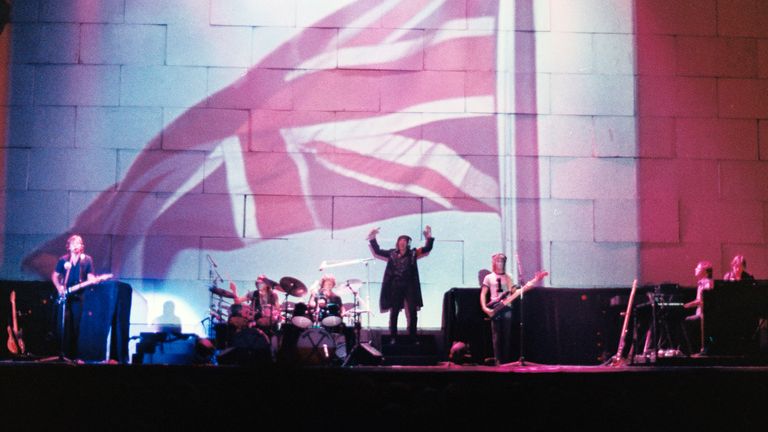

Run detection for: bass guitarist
[[480, 253, 547, 365], [51, 234, 95, 358]]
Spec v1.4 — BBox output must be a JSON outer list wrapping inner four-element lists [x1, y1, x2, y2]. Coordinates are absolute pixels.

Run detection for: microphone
[[206, 254, 218, 268]]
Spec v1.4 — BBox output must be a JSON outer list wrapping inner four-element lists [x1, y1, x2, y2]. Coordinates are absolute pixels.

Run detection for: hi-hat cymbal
[[209, 286, 235, 299], [280, 301, 296, 312], [277, 277, 307, 297]]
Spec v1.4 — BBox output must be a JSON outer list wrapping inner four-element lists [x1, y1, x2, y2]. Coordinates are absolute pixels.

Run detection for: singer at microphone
[[51, 234, 97, 360]]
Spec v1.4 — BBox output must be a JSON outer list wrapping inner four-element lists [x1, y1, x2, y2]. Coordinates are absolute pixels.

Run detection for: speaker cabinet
[[344, 342, 383, 366]]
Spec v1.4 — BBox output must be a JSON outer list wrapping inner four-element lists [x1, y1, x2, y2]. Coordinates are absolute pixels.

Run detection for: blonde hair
[[320, 273, 336, 289]]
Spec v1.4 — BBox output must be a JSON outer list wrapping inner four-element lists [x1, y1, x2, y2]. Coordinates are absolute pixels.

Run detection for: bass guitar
[[6, 290, 25, 355], [486, 270, 549, 318], [57, 273, 114, 303]]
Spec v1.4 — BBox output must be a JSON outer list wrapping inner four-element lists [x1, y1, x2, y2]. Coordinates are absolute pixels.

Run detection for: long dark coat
[[370, 237, 434, 312]]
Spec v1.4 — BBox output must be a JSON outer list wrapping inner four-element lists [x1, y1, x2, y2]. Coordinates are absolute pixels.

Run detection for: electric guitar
[[6, 290, 25, 355], [486, 270, 549, 318], [57, 273, 114, 303]]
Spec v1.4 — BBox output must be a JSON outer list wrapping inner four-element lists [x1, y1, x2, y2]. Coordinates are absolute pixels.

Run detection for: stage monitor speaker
[[133, 333, 198, 365], [345, 342, 383, 366]]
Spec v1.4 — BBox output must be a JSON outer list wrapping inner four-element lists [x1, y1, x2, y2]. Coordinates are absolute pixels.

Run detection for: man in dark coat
[[368, 225, 434, 343]]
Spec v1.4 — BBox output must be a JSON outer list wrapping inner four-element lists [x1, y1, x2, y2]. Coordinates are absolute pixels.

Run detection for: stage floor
[[3, 359, 768, 429]]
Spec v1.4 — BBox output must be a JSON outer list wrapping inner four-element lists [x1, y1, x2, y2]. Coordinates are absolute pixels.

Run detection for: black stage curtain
[[0, 280, 132, 362], [442, 286, 689, 365]]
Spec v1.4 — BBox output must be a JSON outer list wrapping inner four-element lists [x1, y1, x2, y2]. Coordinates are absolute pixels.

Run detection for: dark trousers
[[491, 308, 514, 364], [60, 296, 83, 358], [389, 299, 418, 338]]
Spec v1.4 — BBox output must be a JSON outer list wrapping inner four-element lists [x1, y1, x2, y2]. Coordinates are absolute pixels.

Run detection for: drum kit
[[207, 274, 371, 366]]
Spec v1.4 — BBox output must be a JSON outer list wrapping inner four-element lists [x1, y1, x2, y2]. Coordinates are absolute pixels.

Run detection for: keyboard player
[[684, 260, 714, 355]]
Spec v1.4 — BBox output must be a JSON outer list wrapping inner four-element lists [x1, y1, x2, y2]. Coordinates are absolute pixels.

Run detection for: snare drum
[[320, 303, 342, 328], [291, 302, 313, 329]]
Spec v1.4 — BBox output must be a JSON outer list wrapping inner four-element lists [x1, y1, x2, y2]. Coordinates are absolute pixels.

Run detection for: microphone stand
[[503, 255, 538, 367], [41, 270, 76, 363]]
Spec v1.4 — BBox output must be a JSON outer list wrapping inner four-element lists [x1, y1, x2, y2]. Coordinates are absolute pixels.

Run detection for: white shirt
[[482, 272, 515, 303]]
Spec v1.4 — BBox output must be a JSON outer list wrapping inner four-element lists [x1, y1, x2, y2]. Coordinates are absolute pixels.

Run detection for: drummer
[[252, 275, 282, 329], [308, 273, 345, 320]]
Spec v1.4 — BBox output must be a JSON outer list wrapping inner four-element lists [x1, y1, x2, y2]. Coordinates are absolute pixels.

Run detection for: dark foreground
[[3, 359, 768, 430]]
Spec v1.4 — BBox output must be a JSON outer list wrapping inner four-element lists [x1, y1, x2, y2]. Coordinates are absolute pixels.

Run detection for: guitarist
[[51, 234, 95, 358], [480, 253, 547, 365]]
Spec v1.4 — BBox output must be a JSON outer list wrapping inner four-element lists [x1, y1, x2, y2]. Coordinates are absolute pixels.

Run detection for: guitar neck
[[63, 274, 114, 296], [10, 291, 18, 332], [488, 272, 547, 317]]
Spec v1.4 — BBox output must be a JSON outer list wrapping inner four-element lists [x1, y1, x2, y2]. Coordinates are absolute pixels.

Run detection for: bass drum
[[296, 328, 336, 365], [218, 327, 273, 365]]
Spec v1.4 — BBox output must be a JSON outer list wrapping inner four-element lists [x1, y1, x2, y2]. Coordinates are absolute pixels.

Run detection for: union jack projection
[[23, 0, 504, 279]]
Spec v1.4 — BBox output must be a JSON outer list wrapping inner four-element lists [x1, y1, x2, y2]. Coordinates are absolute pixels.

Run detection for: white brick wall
[[76, 107, 163, 149], [13, 23, 80, 64], [40, 0, 125, 24], [9, 106, 76, 148], [35, 65, 121, 106], [120, 66, 208, 107], [550, 0, 634, 34], [167, 24, 252, 68], [8, 1, 767, 330], [28, 148, 118, 191], [81, 24, 167, 66], [126, 0, 211, 25], [3, 148, 30, 191], [550, 157, 636, 200], [211, 0, 297, 27]]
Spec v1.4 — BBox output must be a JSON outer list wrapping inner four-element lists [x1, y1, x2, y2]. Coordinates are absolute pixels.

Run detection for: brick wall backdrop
[[1, 0, 766, 333]]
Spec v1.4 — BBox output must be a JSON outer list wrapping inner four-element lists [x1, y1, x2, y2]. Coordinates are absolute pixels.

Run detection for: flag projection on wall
[[22, 0, 504, 280]]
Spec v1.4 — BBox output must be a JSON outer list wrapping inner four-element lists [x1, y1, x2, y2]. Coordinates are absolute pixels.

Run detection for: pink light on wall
[[636, 0, 768, 283]]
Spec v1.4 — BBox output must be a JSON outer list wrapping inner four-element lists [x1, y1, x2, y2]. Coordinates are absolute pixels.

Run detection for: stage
[[3, 359, 768, 429]]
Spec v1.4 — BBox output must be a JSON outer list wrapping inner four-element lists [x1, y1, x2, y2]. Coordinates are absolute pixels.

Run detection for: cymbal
[[280, 301, 296, 312], [277, 277, 307, 297], [337, 279, 363, 294], [209, 286, 235, 299], [342, 308, 370, 317]]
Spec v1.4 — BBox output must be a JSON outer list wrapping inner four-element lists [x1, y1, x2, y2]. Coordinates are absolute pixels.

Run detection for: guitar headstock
[[533, 270, 549, 282]]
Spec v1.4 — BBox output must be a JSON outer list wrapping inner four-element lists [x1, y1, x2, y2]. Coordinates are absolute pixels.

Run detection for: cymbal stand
[[280, 292, 291, 323], [343, 292, 364, 367], [206, 261, 223, 340]]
